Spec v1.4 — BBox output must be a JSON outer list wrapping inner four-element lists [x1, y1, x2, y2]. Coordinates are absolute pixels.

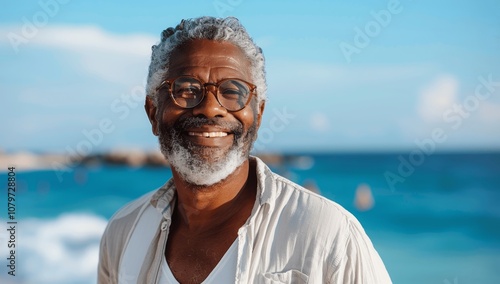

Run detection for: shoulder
[[98, 189, 159, 282], [264, 170, 391, 282], [103, 190, 156, 238], [255, 156, 358, 236], [100, 189, 158, 258], [260, 163, 371, 261], [111, 190, 156, 220], [269, 173, 391, 281], [272, 172, 357, 237], [101, 178, 176, 243]]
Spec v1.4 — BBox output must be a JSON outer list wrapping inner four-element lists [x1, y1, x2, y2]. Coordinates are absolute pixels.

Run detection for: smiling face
[[145, 39, 264, 186]]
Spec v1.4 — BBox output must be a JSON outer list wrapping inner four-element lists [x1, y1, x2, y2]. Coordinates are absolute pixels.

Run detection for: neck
[[171, 158, 256, 233]]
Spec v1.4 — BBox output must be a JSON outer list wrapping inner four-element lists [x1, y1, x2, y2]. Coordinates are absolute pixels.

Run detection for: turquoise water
[[1, 153, 499, 283]]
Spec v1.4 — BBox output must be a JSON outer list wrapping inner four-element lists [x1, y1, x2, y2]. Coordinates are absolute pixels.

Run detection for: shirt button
[[161, 221, 168, 231]]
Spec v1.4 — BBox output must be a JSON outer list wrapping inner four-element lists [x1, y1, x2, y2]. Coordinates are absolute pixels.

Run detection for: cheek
[[237, 108, 257, 130], [158, 101, 186, 125]]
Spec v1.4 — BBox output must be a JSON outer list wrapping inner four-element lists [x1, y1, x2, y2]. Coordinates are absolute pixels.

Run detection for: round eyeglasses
[[156, 76, 257, 112]]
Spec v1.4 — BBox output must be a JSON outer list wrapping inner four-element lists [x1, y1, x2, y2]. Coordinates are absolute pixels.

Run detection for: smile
[[187, 131, 229, 138]]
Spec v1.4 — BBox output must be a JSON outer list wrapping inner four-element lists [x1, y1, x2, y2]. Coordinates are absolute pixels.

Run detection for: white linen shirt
[[98, 156, 392, 284]]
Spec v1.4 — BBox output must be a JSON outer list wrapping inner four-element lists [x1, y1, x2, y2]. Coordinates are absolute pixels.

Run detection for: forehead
[[167, 39, 252, 80]]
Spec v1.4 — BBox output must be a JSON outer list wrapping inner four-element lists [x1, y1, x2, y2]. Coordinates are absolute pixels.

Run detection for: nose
[[191, 86, 227, 118]]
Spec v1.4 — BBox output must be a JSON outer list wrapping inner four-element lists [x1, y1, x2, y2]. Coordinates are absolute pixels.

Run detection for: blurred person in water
[[98, 16, 391, 284]]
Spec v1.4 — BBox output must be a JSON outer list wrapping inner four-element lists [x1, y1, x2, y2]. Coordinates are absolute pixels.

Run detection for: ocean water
[[1, 152, 499, 284]]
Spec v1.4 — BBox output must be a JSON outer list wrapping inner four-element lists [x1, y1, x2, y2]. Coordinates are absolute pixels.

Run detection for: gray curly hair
[[146, 16, 267, 107]]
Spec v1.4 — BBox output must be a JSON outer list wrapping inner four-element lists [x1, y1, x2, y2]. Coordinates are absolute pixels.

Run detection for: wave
[[0, 213, 108, 284]]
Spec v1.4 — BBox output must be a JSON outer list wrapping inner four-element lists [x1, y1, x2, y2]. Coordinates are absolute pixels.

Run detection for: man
[[98, 16, 392, 284]]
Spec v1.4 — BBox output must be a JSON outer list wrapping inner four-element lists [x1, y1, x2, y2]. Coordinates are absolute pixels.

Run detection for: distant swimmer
[[355, 183, 375, 211]]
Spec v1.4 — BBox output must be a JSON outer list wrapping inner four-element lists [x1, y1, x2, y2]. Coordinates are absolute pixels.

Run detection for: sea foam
[[0, 213, 107, 284]]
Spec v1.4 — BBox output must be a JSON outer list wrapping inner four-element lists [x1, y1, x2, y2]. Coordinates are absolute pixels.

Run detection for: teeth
[[188, 131, 228, 138]]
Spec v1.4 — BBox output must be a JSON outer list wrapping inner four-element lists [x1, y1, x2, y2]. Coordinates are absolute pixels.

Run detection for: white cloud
[[35, 25, 155, 58], [417, 74, 459, 123], [406, 75, 500, 148], [0, 25, 157, 56], [0, 25, 157, 84]]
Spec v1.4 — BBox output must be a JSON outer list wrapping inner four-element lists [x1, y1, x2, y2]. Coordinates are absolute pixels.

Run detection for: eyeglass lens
[[171, 77, 251, 111]]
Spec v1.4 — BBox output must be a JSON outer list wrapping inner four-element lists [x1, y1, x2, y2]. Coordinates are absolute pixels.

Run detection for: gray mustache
[[176, 117, 243, 135]]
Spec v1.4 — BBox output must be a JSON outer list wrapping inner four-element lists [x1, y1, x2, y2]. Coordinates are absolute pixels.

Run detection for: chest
[[164, 228, 237, 284]]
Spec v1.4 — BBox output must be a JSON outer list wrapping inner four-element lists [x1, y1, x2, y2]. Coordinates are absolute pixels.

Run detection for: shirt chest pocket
[[262, 270, 309, 284]]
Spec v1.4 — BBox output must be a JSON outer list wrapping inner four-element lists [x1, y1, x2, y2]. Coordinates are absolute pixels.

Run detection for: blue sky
[[1, 0, 499, 153]]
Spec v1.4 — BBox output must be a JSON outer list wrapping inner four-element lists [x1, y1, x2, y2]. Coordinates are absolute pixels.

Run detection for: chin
[[173, 148, 246, 187], [187, 144, 233, 161]]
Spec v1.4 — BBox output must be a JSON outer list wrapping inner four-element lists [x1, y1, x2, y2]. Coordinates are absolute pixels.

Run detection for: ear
[[145, 96, 159, 136], [256, 100, 266, 129]]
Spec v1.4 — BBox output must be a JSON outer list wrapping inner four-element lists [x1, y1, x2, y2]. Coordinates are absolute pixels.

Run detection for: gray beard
[[158, 116, 257, 186]]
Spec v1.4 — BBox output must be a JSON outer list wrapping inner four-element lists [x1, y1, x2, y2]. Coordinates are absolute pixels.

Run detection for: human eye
[[174, 79, 202, 99], [220, 87, 243, 99], [176, 86, 200, 99], [219, 80, 248, 100]]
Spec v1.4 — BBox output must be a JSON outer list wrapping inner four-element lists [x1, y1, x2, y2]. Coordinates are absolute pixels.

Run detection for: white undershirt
[[159, 240, 238, 284]]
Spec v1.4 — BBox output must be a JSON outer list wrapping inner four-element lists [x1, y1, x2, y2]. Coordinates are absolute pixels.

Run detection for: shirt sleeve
[[329, 220, 392, 284]]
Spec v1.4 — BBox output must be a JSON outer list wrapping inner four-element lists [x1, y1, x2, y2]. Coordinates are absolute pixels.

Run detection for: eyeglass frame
[[156, 76, 258, 112]]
